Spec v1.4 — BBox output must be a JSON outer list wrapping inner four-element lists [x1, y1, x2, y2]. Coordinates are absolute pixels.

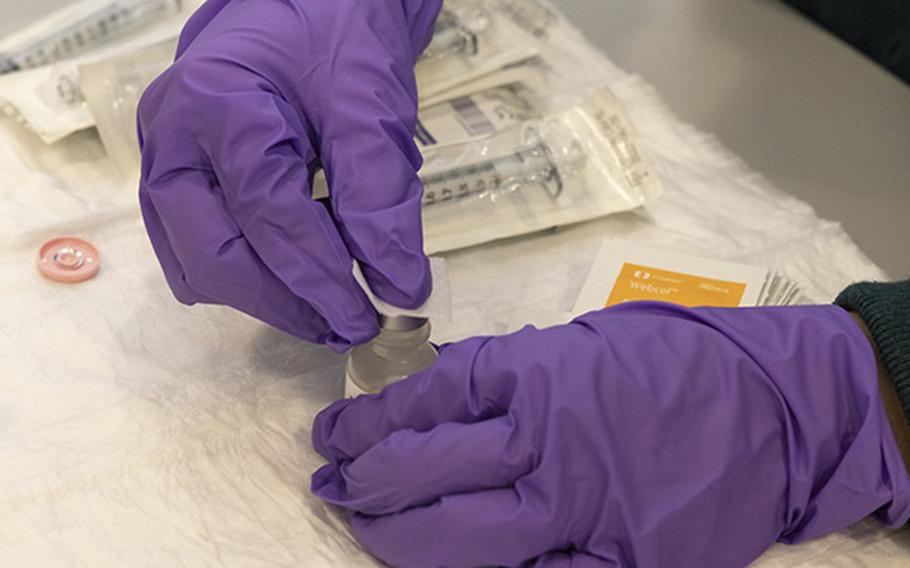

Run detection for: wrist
[[839, 281, 910, 476], [849, 312, 910, 474]]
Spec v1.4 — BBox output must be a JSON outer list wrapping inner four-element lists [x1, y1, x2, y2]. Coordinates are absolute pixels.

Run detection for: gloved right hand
[[137, 0, 443, 351]]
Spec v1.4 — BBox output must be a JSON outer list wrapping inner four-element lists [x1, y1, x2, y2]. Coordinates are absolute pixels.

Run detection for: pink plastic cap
[[38, 237, 101, 284]]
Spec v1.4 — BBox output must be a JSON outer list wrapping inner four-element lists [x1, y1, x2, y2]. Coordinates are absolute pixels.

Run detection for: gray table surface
[[3, 0, 909, 276], [558, 0, 910, 278]]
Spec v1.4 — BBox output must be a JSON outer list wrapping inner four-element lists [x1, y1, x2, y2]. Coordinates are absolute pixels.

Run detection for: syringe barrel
[[0, 0, 179, 74], [420, 141, 558, 206]]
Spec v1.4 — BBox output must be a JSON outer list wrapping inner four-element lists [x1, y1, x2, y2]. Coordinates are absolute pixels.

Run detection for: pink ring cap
[[38, 237, 101, 284]]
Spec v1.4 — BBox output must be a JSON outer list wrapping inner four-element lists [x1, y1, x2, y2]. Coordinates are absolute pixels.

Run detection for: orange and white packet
[[573, 241, 769, 314]]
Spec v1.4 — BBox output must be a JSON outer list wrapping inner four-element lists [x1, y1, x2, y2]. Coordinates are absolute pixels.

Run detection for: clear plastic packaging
[[493, 0, 560, 39], [416, 0, 540, 101], [423, 2, 492, 61], [420, 86, 664, 253], [0, 0, 183, 74], [420, 120, 586, 206], [419, 55, 549, 108], [417, 48, 610, 151], [416, 79, 544, 149], [0, 63, 96, 144], [79, 39, 177, 177], [0, 0, 193, 144]]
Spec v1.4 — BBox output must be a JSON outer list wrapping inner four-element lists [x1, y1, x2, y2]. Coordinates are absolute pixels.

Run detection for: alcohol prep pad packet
[[574, 240, 803, 314]]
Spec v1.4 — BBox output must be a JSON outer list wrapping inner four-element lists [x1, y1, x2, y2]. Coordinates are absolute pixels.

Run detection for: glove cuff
[[836, 280, 910, 422]]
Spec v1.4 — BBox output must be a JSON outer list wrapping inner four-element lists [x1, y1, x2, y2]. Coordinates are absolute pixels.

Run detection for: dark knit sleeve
[[836, 280, 910, 421]]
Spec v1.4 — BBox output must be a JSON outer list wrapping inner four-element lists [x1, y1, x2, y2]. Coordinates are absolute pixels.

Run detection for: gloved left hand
[[311, 302, 910, 567], [137, 0, 443, 351]]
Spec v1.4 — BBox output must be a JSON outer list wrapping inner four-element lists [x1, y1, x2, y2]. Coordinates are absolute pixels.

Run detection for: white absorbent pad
[[1, 8, 909, 568]]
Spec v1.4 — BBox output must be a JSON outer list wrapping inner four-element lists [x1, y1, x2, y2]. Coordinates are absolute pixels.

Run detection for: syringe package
[[421, 86, 664, 253], [416, 72, 546, 150], [491, 0, 560, 40], [415, 0, 616, 151], [0, 0, 183, 75], [79, 39, 177, 177], [0, 0, 190, 143], [76, 0, 555, 177], [417, 0, 540, 101], [416, 50, 615, 152], [0, 63, 95, 144]]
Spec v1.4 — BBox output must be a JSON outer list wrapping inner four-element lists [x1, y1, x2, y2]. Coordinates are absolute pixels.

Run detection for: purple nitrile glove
[[312, 302, 910, 567], [137, 0, 443, 351]]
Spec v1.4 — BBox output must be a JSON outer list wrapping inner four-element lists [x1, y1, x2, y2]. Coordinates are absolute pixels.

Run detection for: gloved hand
[[137, 0, 443, 351], [312, 302, 910, 567]]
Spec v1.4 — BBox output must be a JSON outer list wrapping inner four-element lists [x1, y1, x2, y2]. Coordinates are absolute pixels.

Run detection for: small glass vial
[[344, 316, 438, 398]]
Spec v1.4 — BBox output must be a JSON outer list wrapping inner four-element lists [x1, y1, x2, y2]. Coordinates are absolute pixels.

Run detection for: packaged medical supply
[[493, 0, 559, 39], [420, 120, 585, 206], [0, 63, 95, 144], [79, 39, 177, 176], [0, 0, 182, 74], [416, 80, 544, 149], [416, 0, 540, 101], [420, 86, 664, 253], [0, 0, 194, 143], [417, 51, 629, 148], [417, 51, 607, 150], [423, 2, 491, 61], [419, 56, 549, 108], [574, 240, 803, 314]]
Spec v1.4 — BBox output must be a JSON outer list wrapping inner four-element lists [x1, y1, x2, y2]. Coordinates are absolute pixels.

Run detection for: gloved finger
[[312, 323, 571, 462], [352, 487, 560, 568], [318, 27, 431, 310], [138, 156, 345, 346], [526, 552, 615, 568], [312, 416, 533, 515], [313, 333, 524, 462], [173, 58, 385, 347], [138, 63, 378, 349]]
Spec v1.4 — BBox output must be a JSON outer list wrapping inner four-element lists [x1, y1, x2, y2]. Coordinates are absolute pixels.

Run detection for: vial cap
[[379, 315, 429, 332], [37, 237, 101, 284]]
